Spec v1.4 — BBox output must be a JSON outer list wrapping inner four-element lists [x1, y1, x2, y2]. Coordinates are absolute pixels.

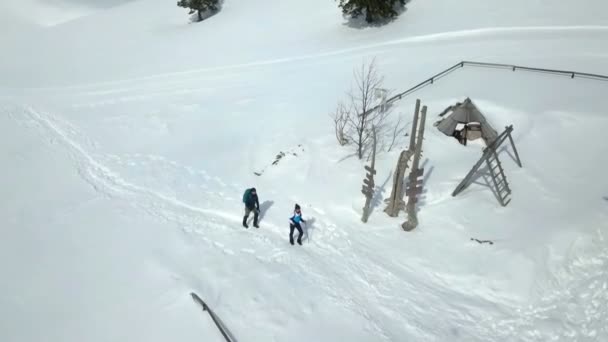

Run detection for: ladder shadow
[[470, 165, 504, 205], [497, 145, 519, 166]]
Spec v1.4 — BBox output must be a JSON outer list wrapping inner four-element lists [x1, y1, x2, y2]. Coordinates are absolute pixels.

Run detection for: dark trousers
[[243, 207, 258, 226], [290, 223, 303, 242]]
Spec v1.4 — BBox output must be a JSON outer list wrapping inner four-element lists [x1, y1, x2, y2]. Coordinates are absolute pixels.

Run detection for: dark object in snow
[[253, 145, 305, 176], [242, 188, 259, 228], [338, 0, 406, 23], [177, 0, 220, 22], [191, 292, 235, 342], [470, 238, 494, 245], [272, 152, 285, 165], [289, 205, 306, 245]]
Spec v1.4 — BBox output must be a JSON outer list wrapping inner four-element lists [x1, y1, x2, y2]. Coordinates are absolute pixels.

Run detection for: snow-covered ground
[[1, 0, 608, 341]]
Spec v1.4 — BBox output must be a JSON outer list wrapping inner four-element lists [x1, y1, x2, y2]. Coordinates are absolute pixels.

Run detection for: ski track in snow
[[12, 25, 608, 93]]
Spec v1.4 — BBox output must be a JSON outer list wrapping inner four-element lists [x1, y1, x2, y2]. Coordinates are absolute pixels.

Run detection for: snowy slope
[[1, 0, 608, 341]]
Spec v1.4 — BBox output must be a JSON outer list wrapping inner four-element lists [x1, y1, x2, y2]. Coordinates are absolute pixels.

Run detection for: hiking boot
[[297, 239, 302, 245]]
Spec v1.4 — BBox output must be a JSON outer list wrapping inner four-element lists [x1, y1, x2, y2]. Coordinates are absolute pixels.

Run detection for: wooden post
[[409, 99, 421, 152], [384, 150, 413, 217], [506, 126, 522, 167], [402, 105, 427, 231], [361, 127, 377, 223]]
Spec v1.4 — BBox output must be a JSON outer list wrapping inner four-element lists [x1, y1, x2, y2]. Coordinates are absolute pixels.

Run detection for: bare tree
[[345, 58, 389, 159], [331, 58, 398, 158], [387, 115, 407, 152], [330, 102, 351, 146]]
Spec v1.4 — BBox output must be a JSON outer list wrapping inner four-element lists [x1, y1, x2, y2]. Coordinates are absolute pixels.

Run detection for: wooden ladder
[[452, 125, 522, 206], [484, 149, 512, 206]]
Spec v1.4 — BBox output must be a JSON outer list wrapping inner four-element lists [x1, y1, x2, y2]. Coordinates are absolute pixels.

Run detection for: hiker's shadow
[[303, 217, 316, 243], [258, 200, 274, 222]]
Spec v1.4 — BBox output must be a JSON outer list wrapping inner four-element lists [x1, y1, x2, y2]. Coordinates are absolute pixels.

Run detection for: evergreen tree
[[338, 0, 406, 23], [177, 0, 220, 22]]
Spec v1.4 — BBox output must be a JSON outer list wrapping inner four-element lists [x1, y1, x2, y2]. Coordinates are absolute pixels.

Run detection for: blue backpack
[[242, 188, 252, 203]]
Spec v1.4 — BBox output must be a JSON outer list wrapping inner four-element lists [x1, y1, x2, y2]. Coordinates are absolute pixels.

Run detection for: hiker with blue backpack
[[289, 204, 306, 245], [242, 187, 260, 228]]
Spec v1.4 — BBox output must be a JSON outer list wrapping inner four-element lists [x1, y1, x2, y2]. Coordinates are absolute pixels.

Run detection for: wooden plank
[[452, 150, 487, 196], [406, 187, 424, 196], [409, 99, 421, 151], [406, 183, 424, 191], [407, 179, 424, 188], [496, 183, 506, 192], [361, 188, 373, 197], [507, 129, 523, 167]]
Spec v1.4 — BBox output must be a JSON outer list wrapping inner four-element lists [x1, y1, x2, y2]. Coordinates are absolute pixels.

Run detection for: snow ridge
[[13, 25, 608, 92]]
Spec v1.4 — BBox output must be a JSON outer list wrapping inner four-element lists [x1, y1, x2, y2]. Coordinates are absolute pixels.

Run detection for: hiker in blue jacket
[[242, 187, 260, 228], [289, 204, 306, 245]]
